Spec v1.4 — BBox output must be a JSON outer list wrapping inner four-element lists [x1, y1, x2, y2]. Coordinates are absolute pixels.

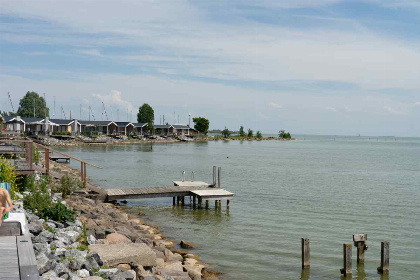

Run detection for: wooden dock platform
[[50, 155, 70, 163], [106, 185, 212, 200]]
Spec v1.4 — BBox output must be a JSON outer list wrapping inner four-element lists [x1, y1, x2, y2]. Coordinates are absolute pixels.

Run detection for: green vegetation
[[239, 126, 246, 137], [16, 91, 49, 118], [76, 223, 89, 251], [81, 131, 99, 137], [247, 129, 253, 138], [33, 144, 40, 163], [256, 131, 262, 139], [193, 117, 210, 135], [0, 156, 17, 198], [56, 175, 84, 199], [23, 176, 75, 222], [52, 131, 71, 136], [221, 127, 230, 138], [137, 103, 155, 133], [279, 130, 292, 139]]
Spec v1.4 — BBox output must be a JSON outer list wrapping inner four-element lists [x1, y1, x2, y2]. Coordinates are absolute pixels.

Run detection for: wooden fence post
[[80, 162, 84, 181], [83, 163, 87, 185], [302, 238, 310, 269], [377, 241, 389, 274], [340, 244, 352, 276], [26, 142, 33, 170], [45, 148, 50, 175], [218, 167, 221, 188]]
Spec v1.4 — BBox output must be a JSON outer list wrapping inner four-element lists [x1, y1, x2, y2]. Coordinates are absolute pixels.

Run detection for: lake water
[[57, 135, 420, 279]]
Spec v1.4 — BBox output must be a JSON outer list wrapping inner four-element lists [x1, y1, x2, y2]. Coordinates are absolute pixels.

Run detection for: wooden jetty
[[49, 154, 70, 163], [106, 167, 234, 209]]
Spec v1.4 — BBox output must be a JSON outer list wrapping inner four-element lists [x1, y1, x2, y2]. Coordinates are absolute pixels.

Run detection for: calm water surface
[[57, 136, 420, 279]]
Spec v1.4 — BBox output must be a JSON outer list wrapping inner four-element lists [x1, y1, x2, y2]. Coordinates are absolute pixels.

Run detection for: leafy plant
[[41, 202, 75, 223], [239, 126, 246, 137], [247, 129, 253, 138], [0, 155, 17, 199], [193, 117, 210, 135], [221, 127, 230, 138], [256, 131, 263, 139], [57, 175, 84, 198], [33, 144, 40, 163]]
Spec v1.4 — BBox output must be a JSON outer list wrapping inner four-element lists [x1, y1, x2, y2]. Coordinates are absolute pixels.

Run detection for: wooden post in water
[[353, 233, 368, 264], [181, 196, 185, 205], [80, 162, 84, 181], [301, 238, 310, 269], [377, 241, 389, 274], [217, 167, 221, 188], [227, 200, 230, 208], [213, 166, 217, 186], [205, 200, 209, 209], [193, 195, 196, 208], [176, 196, 180, 205], [215, 200, 218, 209], [172, 197, 176, 206], [45, 148, 50, 175], [198, 197, 202, 209], [340, 244, 352, 276]]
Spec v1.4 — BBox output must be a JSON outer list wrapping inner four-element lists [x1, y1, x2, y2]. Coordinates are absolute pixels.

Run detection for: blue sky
[[1, 0, 419, 136]]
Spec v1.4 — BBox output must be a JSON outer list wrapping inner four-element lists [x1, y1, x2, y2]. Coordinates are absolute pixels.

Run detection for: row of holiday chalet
[[0, 115, 198, 136]]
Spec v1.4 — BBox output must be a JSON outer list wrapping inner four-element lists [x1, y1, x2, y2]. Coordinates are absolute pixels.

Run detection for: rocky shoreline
[[22, 155, 221, 280]]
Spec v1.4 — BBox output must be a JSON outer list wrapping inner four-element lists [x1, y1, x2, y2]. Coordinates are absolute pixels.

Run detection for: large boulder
[[106, 233, 132, 244], [179, 240, 196, 249], [89, 243, 157, 267]]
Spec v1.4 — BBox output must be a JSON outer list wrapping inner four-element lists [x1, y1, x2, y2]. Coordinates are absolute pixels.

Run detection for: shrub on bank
[[0, 155, 17, 198], [57, 175, 84, 198]]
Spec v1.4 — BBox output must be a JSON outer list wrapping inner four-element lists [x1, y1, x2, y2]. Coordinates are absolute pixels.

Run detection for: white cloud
[[93, 90, 133, 112], [413, 101, 420, 107], [77, 49, 103, 57], [269, 102, 282, 109], [383, 105, 406, 115], [326, 107, 338, 112]]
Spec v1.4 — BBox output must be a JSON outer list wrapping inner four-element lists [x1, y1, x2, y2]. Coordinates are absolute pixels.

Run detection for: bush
[[53, 131, 71, 136], [23, 190, 75, 222], [56, 175, 84, 198], [0, 156, 17, 199], [33, 144, 40, 163]]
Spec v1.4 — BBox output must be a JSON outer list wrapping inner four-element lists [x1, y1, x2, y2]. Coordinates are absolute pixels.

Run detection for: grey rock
[[53, 262, 69, 276], [81, 260, 93, 272], [89, 243, 157, 267], [50, 239, 67, 249], [142, 276, 157, 280], [87, 235, 98, 245], [97, 268, 119, 278], [68, 259, 83, 271], [95, 230, 106, 239], [42, 270, 61, 280], [76, 269, 90, 278], [87, 252, 103, 267], [115, 270, 136, 280], [33, 230, 55, 243], [75, 219, 83, 228], [34, 242, 51, 255], [53, 248, 67, 258], [37, 253, 52, 275], [45, 221, 57, 229], [29, 222, 44, 235], [85, 277, 103, 280]]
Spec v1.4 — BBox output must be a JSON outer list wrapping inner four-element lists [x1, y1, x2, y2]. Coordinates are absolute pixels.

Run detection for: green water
[[57, 135, 420, 279]]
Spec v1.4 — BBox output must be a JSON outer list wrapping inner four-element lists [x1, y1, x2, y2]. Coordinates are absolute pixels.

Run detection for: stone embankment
[[26, 192, 217, 280]]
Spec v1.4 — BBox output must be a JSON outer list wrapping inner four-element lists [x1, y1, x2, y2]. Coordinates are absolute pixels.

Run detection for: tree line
[[219, 125, 292, 140]]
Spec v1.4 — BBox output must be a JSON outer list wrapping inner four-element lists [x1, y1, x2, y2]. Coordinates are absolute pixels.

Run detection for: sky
[[0, 0, 419, 136]]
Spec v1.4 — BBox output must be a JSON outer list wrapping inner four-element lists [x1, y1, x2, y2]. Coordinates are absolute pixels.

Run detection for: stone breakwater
[[26, 192, 218, 280]]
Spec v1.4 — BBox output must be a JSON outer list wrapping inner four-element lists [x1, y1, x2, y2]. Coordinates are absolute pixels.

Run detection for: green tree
[[193, 117, 210, 135], [17, 91, 49, 118], [247, 129, 253, 138], [137, 103, 154, 132], [221, 127, 230, 138], [279, 130, 292, 139], [239, 126, 246, 137], [278, 130, 285, 138], [256, 131, 262, 139]]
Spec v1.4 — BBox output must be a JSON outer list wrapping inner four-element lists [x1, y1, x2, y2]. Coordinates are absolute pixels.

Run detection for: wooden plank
[[377, 241, 390, 273], [0, 222, 22, 236], [340, 244, 352, 276], [301, 238, 310, 268], [0, 236, 19, 280], [17, 236, 40, 280]]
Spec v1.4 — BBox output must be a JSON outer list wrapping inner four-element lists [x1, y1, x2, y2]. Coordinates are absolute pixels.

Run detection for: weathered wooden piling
[[198, 197, 202, 209], [45, 148, 50, 174], [213, 166, 217, 186], [193, 195, 196, 208], [340, 244, 352, 276], [172, 197, 176, 205], [215, 200, 218, 209], [377, 241, 389, 274], [353, 233, 368, 264], [205, 200, 209, 209], [301, 238, 310, 268], [218, 167, 221, 188]]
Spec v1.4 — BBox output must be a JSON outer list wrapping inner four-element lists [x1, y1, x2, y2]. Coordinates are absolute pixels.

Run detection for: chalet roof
[[154, 124, 173, 129], [50, 119, 75, 125], [79, 120, 117, 126], [132, 123, 147, 128], [115, 122, 134, 127], [173, 124, 190, 130], [21, 117, 45, 124], [3, 116, 17, 123]]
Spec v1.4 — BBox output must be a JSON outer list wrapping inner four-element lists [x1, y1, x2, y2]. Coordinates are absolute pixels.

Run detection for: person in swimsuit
[[0, 188, 13, 226]]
